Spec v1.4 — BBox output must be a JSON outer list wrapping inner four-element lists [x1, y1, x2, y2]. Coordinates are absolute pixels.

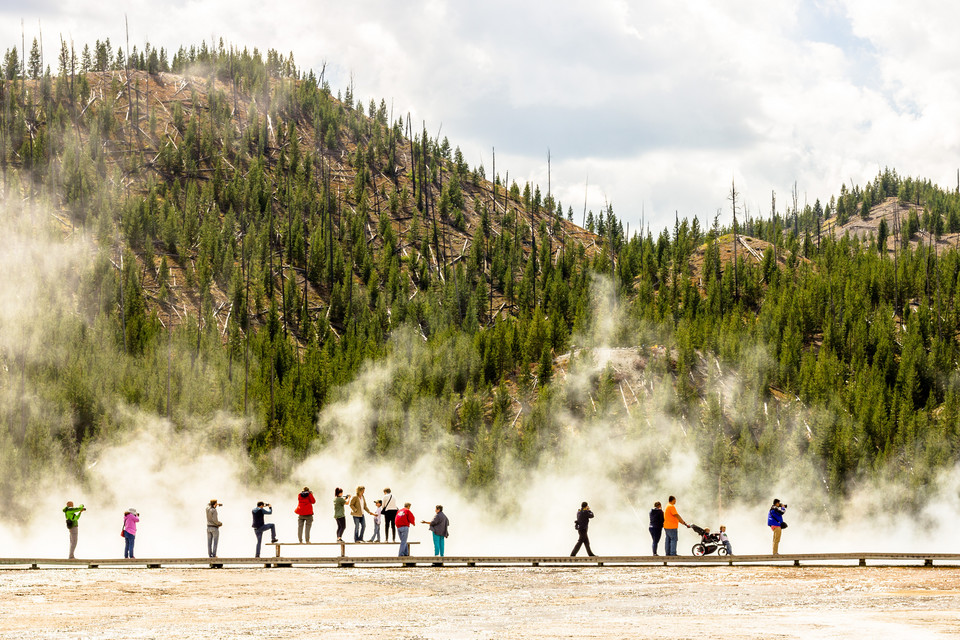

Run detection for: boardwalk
[[2, 552, 959, 569]]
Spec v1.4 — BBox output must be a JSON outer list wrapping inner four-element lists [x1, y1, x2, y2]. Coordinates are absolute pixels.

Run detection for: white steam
[[1, 198, 959, 560]]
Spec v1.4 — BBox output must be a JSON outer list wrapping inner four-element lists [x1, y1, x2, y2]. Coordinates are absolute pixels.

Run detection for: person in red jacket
[[295, 487, 316, 543], [395, 502, 415, 556]]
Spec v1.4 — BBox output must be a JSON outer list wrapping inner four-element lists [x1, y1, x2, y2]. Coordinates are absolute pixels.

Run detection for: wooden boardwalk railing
[[265, 541, 419, 557], [1, 553, 959, 569]]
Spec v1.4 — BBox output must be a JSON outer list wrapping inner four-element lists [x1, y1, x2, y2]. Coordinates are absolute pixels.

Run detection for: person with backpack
[[63, 501, 85, 559], [295, 487, 316, 543], [381, 488, 398, 542], [768, 499, 787, 555], [570, 501, 596, 557]]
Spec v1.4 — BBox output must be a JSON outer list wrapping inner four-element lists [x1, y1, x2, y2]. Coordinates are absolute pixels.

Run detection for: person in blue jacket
[[767, 499, 787, 555]]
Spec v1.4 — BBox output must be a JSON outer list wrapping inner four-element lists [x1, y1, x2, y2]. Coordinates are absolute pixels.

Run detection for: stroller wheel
[[717, 546, 728, 556], [692, 544, 705, 556]]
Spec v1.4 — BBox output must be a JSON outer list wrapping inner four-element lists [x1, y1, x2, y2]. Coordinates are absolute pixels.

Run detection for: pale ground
[[2, 566, 960, 639]]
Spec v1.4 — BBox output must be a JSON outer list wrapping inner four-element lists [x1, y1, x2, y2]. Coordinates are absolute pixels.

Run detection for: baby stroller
[[690, 524, 728, 556]]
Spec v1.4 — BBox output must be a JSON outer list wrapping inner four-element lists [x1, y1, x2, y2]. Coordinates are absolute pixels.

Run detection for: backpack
[[574, 511, 580, 530]]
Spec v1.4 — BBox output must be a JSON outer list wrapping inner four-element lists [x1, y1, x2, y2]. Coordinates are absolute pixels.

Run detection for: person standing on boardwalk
[[381, 488, 398, 542], [349, 486, 373, 542], [252, 501, 278, 558], [663, 496, 690, 556], [206, 499, 222, 558], [422, 505, 449, 557], [368, 500, 383, 542], [333, 488, 349, 542], [395, 502, 416, 556], [295, 487, 316, 543], [570, 501, 596, 557], [63, 501, 85, 559], [649, 501, 664, 556], [719, 525, 733, 555], [122, 508, 139, 559], [768, 499, 787, 555]]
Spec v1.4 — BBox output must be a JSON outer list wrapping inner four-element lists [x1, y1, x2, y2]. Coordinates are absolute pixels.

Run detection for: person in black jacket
[[251, 501, 278, 558], [570, 501, 596, 557], [649, 501, 664, 555]]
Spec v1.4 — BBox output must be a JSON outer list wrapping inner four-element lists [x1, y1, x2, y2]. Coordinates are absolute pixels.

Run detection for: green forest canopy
[[1, 38, 959, 512]]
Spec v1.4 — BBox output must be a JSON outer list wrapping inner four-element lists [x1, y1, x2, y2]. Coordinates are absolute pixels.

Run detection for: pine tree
[[28, 38, 40, 79]]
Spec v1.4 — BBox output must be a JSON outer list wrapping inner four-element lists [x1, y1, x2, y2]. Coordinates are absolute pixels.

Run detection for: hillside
[[48, 66, 599, 339], [3, 41, 960, 515], [825, 195, 960, 255]]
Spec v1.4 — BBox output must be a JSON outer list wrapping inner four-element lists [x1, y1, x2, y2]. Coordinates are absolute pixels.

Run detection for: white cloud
[[2, 0, 959, 231]]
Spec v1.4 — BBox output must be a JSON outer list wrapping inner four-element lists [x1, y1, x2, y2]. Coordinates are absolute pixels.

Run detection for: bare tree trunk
[[166, 308, 172, 419], [244, 235, 251, 413], [303, 195, 309, 331], [490, 147, 495, 324], [547, 148, 551, 205], [119, 247, 127, 352], [893, 199, 900, 329], [196, 290, 202, 363], [730, 178, 738, 299], [408, 114, 419, 212], [582, 175, 588, 228], [125, 16, 132, 161]]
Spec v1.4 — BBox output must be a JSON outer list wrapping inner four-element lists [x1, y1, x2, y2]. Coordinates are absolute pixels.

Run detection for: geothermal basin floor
[[2, 565, 959, 639]]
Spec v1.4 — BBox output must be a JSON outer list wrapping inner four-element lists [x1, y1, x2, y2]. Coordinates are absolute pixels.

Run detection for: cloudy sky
[[5, 0, 960, 233]]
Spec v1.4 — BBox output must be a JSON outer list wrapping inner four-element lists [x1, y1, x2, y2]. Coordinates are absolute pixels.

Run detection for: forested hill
[[2, 39, 960, 513]]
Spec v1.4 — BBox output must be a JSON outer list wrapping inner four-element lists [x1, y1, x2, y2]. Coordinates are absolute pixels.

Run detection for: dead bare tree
[[729, 178, 739, 298], [582, 175, 588, 228]]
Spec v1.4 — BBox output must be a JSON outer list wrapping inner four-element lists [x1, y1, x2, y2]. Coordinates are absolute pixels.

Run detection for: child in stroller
[[690, 524, 728, 556]]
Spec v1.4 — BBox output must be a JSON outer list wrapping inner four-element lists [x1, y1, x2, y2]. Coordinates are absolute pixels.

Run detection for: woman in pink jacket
[[123, 508, 139, 558]]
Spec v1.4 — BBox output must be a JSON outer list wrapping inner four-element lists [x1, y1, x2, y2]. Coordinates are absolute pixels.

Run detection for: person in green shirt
[[333, 487, 349, 542], [63, 501, 86, 559]]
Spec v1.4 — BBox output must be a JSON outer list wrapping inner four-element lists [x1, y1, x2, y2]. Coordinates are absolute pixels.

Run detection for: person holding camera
[[767, 498, 787, 555], [295, 487, 316, 543], [252, 501, 278, 558], [206, 499, 223, 558], [63, 501, 86, 560], [570, 501, 595, 557], [122, 508, 139, 559], [333, 488, 349, 542]]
